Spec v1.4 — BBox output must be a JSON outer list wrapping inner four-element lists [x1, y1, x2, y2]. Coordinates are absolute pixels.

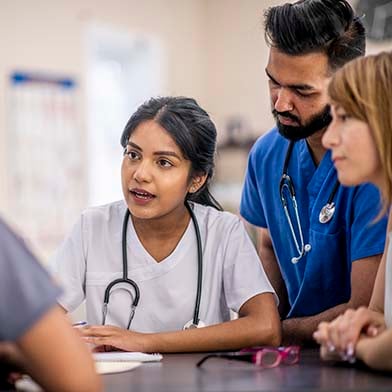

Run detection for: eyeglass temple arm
[[196, 353, 253, 367]]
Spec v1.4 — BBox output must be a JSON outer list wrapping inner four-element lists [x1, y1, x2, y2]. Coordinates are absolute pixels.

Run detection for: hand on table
[[313, 307, 386, 362], [79, 325, 148, 352]]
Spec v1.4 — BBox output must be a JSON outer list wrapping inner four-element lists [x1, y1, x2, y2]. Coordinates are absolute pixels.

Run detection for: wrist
[[136, 332, 156, 353]]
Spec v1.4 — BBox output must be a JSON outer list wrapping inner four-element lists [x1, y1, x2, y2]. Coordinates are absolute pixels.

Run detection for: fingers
[[313, 317, 344, 352], [326, 313, 355, 355], [80, 325, 132, 351], [78, 325, 121, 351], [84, 336, 113, 346], [366, 325, 381, 337], [92, 345, 116, 352], [313, 321, 330, 347], [80, 325, 119, 337], [320, 345, 343, 362], [77, 324, 142, 352], [336, 307, 383, 352], [314, 307, 385, 362]]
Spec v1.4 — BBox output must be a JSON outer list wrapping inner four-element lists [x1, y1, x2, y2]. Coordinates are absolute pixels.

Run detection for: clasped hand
[[313, 307, 386, 362]]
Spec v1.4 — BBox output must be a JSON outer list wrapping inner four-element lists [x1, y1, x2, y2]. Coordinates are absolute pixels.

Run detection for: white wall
[[0, 0, 208, 247], [203, 0, 283, 142]]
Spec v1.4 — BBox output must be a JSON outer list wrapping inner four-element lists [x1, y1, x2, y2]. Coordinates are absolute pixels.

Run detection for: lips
[[332, 156, 347, 170], [278, 115, 298, 126], [130, 188, 156, 200], [332, 156, 344, 164]]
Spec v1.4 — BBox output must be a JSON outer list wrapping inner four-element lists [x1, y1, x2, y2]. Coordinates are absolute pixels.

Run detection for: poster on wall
[[6, 71, 86, 259]]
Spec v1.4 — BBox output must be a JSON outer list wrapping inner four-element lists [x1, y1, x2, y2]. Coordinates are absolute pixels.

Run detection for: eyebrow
[[127, 141, 182, 159], [265, 69, 315, 91]]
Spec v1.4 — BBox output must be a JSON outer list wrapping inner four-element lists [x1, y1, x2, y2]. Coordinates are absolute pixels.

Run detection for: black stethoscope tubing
[[102, 200, 203, 329], [279, 140, 339, 263], [281, 140, 340, 207]]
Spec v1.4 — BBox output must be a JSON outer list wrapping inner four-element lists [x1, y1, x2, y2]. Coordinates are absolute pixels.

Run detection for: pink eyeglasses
[[196, 346, 301, 368]]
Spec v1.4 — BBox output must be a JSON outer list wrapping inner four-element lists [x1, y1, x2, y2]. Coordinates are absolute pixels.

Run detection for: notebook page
[[93, 351, 163, 362]]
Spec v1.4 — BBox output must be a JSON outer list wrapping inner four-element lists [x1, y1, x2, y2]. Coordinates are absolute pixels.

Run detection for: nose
[[322, 118, 340, 150], [133, 161, 152, 183], [273, 88, 294, 113]]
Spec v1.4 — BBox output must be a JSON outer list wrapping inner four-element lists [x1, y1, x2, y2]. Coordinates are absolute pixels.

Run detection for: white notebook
[[95, 361, 141, 374], [93, 351, 163, 362]]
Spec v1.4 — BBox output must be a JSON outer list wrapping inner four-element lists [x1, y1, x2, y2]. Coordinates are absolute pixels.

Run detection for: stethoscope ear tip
[[291, 244, 311, 264]]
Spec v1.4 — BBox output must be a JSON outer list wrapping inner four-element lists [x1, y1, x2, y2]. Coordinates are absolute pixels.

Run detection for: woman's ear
[[189, 174, 208, 194]]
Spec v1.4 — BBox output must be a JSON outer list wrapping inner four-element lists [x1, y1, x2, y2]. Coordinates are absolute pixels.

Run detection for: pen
[[72, 321, 88, 327]]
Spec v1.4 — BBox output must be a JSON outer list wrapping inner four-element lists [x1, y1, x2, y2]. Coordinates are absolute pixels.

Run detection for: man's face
[[266, 47, 332, 141]]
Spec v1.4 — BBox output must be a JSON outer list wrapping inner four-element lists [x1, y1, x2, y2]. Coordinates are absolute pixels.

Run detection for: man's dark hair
[[264, 0, 366, 71]]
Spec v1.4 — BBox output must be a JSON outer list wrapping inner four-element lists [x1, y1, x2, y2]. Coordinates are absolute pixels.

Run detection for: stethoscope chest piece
[[105, 201, 204, 330], [319, 202, 336, 224]]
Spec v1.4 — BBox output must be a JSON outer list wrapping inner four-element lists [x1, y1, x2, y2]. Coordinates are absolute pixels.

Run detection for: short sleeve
[[240, 144, 267, 228], [0, 219, 61, 341], [49, 215, 87, 312], [222, 218, 277, 312], [350, 184, 387, 262]]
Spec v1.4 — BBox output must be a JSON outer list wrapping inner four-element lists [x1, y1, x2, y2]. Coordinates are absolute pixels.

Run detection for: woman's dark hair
[[121, 96, 222, 211], [264, 0, 366, 71]]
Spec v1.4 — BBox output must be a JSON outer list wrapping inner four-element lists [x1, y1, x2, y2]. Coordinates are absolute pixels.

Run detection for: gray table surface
[[102, 349, 392, 392]]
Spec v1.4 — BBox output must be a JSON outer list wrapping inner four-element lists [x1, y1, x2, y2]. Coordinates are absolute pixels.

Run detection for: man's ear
[[189, 173, 208, 194]]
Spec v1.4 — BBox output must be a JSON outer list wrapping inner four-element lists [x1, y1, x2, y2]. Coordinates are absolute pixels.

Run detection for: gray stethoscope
[[279, 141, 340, 264], [101, 201, 204, 330]]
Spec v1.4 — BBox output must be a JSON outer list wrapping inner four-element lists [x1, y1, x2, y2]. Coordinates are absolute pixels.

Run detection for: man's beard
[[273, 105, 332, 141]]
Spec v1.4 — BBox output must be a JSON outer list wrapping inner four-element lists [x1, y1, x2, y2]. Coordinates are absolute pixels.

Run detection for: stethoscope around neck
[[102, 200, 204, 330], [279, 141, 340, 264]]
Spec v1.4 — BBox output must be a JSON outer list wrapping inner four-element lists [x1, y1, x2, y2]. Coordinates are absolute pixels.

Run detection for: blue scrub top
[[240, 128, 387, 318]]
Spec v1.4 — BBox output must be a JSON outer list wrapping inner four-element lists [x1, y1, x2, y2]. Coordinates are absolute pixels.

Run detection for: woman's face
[[322, 104, 382, 187], [121, 120, 205, 221]]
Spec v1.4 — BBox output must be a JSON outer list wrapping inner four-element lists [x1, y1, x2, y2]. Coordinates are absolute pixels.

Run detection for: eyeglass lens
[[282, 346, 300, 365], [258, 350, 280, 367]]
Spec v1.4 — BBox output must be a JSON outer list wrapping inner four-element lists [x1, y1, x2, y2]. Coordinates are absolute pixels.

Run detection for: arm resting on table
[[282, 254, 381, 345]]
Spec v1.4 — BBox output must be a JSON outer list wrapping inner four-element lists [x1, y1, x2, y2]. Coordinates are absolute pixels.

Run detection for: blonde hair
[[328, 51, 392, 214]]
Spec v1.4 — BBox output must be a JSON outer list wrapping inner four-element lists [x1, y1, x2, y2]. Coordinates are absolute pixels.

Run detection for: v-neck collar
[[128, 212, 194, 266], [297, 140, 334, 198]]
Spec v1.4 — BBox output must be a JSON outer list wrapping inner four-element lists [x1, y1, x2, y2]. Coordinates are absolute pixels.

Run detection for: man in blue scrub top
[[241, 0, 388, 345]]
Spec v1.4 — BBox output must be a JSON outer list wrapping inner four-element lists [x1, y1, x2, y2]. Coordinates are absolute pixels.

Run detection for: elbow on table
[[251, 317, 282, 347], [267, 320, 282, 347]]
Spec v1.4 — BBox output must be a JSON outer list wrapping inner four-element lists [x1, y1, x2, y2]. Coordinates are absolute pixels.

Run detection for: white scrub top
[[50, 201, 276, 333]]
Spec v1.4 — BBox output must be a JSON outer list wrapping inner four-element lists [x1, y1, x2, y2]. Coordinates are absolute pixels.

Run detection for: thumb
[[366, 325, 379, 337]]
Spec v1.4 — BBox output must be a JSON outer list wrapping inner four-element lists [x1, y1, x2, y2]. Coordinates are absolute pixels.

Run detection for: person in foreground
[[0, 218, 101, 391], [51, 96, 281, 353], [240, 0, 387, 345], [314, 51, 392, 372]]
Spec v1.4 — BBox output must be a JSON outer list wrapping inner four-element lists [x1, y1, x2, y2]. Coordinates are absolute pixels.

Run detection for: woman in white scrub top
[[313, 52, 392, 371], [51, 96, 281, 353]]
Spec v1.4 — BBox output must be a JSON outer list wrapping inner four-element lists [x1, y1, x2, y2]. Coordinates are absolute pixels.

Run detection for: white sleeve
[[222, 218, 278, 313], [49, 214, 87, 312]]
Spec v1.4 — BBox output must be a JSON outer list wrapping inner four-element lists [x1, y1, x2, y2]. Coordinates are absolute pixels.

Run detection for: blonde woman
[[314, 51, 392, 371]]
